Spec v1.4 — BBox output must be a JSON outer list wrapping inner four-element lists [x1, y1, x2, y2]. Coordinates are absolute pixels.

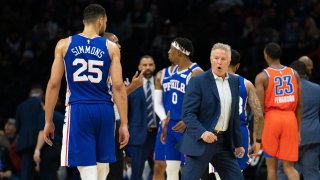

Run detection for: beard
[[143, 70, 154, 79]]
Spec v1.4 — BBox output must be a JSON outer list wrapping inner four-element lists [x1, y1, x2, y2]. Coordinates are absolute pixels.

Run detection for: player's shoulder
[[106, 39, 120, 58], [57, 37, 70, 47], [55, 37, 72, 54], [255, 71, 268, 82], [156, 68, 164, 79], [243, 78, 253, 86]]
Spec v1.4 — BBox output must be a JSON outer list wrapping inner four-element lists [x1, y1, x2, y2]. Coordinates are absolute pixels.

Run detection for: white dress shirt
[[212, 71, 232, 131]]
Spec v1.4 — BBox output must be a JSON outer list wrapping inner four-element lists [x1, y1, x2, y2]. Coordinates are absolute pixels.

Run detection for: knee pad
[[166, 160, 181, 180], [97, 163, 109, 180], [77, 165, 97, 180]]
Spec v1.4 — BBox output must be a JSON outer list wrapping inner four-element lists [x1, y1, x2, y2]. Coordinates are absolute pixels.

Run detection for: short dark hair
[[172, 37, 194, 56], [103, 32, 115, 39], [139, 55, 154, 62], [230, 49, 241, 66], [290, 60, 307, 77], [83, 4, 106, 23], [264, 42, 282, 59]]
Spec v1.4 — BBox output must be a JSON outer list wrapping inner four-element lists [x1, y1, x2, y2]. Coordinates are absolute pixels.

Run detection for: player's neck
[[177, 58, 192, 71], [82, 26, 100, 38], [228, 67, 236, 74], [268, 60, 283, 68]]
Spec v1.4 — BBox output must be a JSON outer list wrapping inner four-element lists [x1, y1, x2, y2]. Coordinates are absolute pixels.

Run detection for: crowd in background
[[1, 0, 320, 120], [0, 0, 320, 179]]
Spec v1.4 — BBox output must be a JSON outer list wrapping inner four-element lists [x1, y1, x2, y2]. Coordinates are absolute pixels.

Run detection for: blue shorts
[[237, 125, 250, 170], [263, 151, 273, 158], [61, 103, 116, 166], [154, 124, 166, 160], [165, 120, 184, 162]]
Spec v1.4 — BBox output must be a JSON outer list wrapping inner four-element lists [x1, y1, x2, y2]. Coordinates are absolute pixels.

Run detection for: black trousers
[[39, 142, 62, 180], [107, 120, 124, 180]]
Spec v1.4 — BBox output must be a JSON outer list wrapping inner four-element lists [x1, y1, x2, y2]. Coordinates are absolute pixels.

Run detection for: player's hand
[[201, 131, 217, 143], [119, 123, 130, 149], [234, 147, 245, 158], [160, 111, 170, 144], [43, 121, 55, 146], [172, 120, 186, 132], [130, 70, 145, 89], [33, 149, 41, 164], [250, 142, 261, 157]]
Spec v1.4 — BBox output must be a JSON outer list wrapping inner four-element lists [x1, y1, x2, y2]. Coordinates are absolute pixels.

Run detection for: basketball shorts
[[237, 125, 250, 170], [165, 119, 184, 162], [61, 103, 116, 166], [154, 123, 166, 160], [262, 110, 298, 161]]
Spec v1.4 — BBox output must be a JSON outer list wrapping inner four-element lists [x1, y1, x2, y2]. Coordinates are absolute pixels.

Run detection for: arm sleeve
[[154, 89, 167, 121]]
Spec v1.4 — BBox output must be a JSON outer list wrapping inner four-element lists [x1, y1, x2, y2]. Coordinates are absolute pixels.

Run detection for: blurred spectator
[[33, 97, 64, 180], [4, 119, 20, 175], [15, 85, 43, 180], [0, 145, 19, 180]]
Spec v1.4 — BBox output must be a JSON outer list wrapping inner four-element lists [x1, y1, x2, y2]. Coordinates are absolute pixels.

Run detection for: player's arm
[[254, 72, 268, 143], [294, 72, 302, 132], [191, 68, 203, 77], [109, 41, 129, 148], [44, 38, 67, 146], [154, 69, 167, 121], [246, 80, 264, 142], [33, 130, 44, 164]]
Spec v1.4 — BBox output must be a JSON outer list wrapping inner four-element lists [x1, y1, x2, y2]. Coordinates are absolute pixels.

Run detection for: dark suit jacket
[[127, 85, 159, 146], [299, 79, 320, 146], [15, 96, 43, 152], [177, 70, 242, 156]]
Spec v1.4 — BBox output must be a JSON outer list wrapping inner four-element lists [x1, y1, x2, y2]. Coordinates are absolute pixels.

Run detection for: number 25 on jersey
[[73, 58, 103, 83]]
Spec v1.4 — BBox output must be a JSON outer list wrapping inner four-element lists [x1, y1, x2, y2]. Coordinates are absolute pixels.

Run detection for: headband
[[171, 41, 190, 56]]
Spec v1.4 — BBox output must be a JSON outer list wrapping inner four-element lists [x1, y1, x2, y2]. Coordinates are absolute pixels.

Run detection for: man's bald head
[[298, 56, 313, 75], [103, 32, 121, 49]]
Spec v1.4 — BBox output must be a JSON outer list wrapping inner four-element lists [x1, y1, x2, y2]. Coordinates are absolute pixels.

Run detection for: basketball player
[[153, 63, 177, 180], [43, 4, 129, 180], [160, 37, 203, 180], [228, 49, 264, 170], [103, 32, 144, 180], [255, 42, 302, 180]]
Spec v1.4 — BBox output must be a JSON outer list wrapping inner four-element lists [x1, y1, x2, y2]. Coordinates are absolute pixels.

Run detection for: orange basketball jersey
[[263, 66, 299, 112]]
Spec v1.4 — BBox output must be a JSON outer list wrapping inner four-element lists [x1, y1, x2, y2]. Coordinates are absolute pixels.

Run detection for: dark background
[[1, 0, 320, 120]]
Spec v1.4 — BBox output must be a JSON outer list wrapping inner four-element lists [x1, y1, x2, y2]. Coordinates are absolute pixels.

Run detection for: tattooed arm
[[245, 80, 264, 141]]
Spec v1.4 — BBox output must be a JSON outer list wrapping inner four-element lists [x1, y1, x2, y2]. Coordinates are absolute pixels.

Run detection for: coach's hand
[[130, 69, 145, 89], [201, 131, 218, 143], [172, 120, 186, 132], [119, 123, 130, 149], [43, 121, 55, 146], [234, 147, 245, 158]]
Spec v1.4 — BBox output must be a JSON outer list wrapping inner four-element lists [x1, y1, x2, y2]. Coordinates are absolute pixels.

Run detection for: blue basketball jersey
[[64, 34, 112, 105], [238, 75, 248, 125], [161, 65, 178, 112], [163, 63, 201, 121]]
